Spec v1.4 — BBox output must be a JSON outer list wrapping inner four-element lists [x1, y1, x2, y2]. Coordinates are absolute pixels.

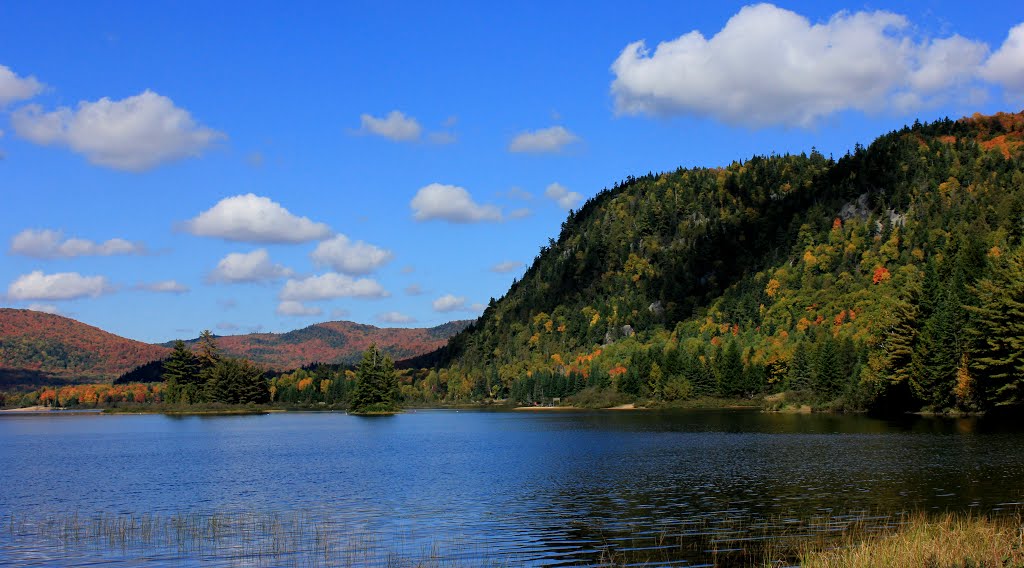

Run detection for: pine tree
[[715, 340, 744, 397], [787, 342, 813, 391], [350, 344, 399, 413], [162, 340, 199, 404], [814, 335, 843, 398], [966, 247, 1024, 406]]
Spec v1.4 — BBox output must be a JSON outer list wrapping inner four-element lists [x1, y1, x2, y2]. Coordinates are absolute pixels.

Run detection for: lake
[[1, 409, 1023, 566]]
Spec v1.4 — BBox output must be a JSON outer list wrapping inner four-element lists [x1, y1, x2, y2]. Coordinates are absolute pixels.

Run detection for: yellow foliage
[[765, 278, 781, 298]]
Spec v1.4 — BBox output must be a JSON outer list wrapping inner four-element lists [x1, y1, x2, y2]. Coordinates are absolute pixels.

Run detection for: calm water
[[1, 409, 1023, 566]]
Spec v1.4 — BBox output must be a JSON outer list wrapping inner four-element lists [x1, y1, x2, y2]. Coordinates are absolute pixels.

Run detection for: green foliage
[[421, 113, 1024, 413], [966, 246, 1024, 406], [350, 344, 399, 413]]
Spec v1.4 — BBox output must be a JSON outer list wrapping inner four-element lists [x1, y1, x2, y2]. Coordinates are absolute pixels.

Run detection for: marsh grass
[[774, 512, 1024, 567], [5, 510, 1023, 566], [4, 511, 518, 567]]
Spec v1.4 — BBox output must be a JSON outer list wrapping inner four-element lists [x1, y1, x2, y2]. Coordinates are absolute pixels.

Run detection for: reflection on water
[[1, 409, 1023, 566]]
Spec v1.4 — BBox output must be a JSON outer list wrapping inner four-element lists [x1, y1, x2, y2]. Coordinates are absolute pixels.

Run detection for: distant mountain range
[[0, 309, 170, 388], [0, 308, 471, 389], [165, 320, 472, 370]]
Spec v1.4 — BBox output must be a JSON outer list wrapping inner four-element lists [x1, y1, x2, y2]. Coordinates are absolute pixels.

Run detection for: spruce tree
[[350, 344, 399, 413], [786, 341, 813, 391], [966, 247, 1024, 406], [715, 340, 744, 397], [162, 340, 199, 404]]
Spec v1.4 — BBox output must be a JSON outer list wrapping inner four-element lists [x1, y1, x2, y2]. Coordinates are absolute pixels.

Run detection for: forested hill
[[170, 319, 472, 371], [0, 309, 170, 388], [430, 111, 1024, 413]]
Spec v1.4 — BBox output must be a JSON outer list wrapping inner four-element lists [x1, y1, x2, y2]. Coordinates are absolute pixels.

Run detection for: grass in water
[[765, 512, 1024, 567], [5, 510, 1024, 566]]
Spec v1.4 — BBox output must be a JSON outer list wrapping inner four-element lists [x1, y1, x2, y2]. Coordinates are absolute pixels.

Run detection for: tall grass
[[4, 511, 517, 567], [786, 512, 1024, 568], [5, 510, 1023, 566]]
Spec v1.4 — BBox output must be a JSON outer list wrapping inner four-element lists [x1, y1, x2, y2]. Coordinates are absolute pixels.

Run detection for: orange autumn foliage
[[872, 266, 891, 284]]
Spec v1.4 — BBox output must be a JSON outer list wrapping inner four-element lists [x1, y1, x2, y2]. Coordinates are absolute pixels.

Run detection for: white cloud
[[184, 194, 332, 243], [276, 300, 323, 317], [981, 22, 1024, 99], [7, 270, 111, 301], [404, 283, 424, 296], [428, 131, 457, 145], [208, 249, 294, 283], [545, 182, 583, 210], [12, 90, 223, 170], [10, 229, 146, 259], [377, 311, 416, 324], [491, 260, 523, 273], [506, 187, 533, 200], [27, 303, 60, 315], [280, 272, 388, 301], [0, 65, 44, 107], [432, 294, 468, 312], [330, 308, 351, 319], [508, 126, 579, 153], [610, 4, 992, 127], [310, 234, 393, 275], [508, 208, 532, 219], [411, 183, 502, 223], [137, 280, 189, 294], [359, 110, 422, 141]]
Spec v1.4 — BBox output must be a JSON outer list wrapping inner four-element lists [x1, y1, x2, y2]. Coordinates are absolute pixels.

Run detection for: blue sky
[[1, 1, 1022, 343]]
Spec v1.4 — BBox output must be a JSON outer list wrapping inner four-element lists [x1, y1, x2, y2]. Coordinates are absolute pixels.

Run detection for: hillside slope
[[171, 320, 472, 371], [0, 309, 170, 388], [427, 112, 1024, 413]]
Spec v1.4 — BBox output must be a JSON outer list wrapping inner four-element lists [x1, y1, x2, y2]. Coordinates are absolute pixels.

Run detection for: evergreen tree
[[814, 335, 843, 398], [787, 342, 813, 391], [966, 247, 1024, 406], [162, 340, 199, 404], [715, 341, 744, 397], [350, 344, 399, 413]]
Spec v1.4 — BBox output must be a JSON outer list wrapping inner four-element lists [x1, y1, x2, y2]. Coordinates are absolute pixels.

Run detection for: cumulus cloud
[[27, 303, 60, 315], [0, 65, 44, 107], [12, 90, 223, 170], [610, 4, 993, 127], [377, 311, 416, 324], [137, 280, 189, 294], [491, 260, 523, 273], [545, 182, 583, 210], [411, 183, 502, 223], [508, 126, 580, 153], [208, 249, 294, 283], [404, 283, 424, 296], [276, 300, 323, 317], [10, 229, 146, 259], [7, 271, 111, 301], [359, 110, 422, 141], [981, 22, 1024, 99], [310, 234, 393, 275], [184, 194, 332, 243], [280, 273, 388, 301], [432, 294, 469, 312]]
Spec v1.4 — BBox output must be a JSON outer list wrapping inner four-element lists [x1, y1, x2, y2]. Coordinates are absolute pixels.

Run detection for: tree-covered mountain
[[422, 112, 1024, 413], [0, 309, 170, 388], [165, 320, 473, 371]]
